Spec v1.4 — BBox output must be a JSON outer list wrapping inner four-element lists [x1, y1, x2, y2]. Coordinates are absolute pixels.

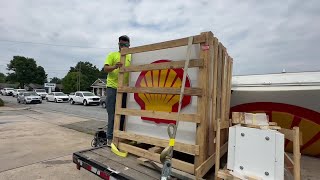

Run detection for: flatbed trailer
[[73, 145, 164, 180], [73, 145, 206, 180]]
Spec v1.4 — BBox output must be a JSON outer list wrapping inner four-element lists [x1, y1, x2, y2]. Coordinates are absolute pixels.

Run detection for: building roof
[[232, 71, 320, 91], [26, 83, 44, 89], [0, 83, 19, 89], [91, 78, 106, 88]]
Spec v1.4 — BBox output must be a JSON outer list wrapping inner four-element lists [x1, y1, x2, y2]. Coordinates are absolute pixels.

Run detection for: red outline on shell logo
[[134, 60, 191, 124]]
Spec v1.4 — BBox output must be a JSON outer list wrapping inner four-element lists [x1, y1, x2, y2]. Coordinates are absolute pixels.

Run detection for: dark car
[[100, 96, 106, 108]]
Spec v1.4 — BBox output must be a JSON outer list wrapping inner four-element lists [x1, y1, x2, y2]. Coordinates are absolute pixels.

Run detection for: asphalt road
[[0, 95, 107, 122]]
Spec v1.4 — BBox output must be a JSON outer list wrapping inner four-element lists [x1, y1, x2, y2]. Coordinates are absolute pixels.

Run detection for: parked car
[[68, 92, 75, 101], [69, 91, 100, 106], [13, 89, 26, 97], [1, 88, 14, 96], [46, 92, 69, 103], [33, 89, 48, 99], [17, 92, 42, 104], [100, 96, 106, 108]]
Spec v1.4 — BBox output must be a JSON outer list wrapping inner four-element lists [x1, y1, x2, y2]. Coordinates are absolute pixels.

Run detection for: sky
[[0, 0, 319, 79]]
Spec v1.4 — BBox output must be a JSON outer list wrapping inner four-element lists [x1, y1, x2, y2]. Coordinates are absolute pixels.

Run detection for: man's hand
[[115, 62, 123, 68], [103, 62, 124, 73]]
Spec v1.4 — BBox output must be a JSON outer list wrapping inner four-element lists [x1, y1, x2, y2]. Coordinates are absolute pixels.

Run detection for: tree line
[[1, 56, 106, 93]]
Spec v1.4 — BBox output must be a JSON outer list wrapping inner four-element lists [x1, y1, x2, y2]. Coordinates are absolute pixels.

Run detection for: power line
[[0, 39, 116, 49]]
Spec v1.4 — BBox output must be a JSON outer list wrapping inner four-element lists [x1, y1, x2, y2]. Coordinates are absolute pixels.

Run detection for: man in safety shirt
[[104, 35, 131, 146]]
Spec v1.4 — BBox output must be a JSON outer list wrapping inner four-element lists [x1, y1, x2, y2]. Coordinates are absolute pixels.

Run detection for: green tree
[[62, 72, 88, 93], [69, 61, 100, 81], [50, 77, 62, 84], [0, 73, 6, 83], [64, 61, 100, 91], [99, 67, 107, 79], [34, 66, 47, 85], [6, 56, 47, 87]]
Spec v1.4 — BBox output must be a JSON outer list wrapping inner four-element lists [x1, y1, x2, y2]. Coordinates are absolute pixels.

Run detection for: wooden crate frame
[[112, 31, 233, 178]]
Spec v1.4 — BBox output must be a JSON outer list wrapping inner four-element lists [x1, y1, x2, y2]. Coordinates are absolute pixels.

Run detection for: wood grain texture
[[195, 32, 211, 168], [195, 142, 228, 178], [293, 127, 301, 180], [120, 59, 203, 72], [118, 142, 195, 174], [117, 87, 202, 96], [114, 130, 199, 155], [113, 54, 126, 146], [116, 108, 200, 123], [121, 34, 206, 55]]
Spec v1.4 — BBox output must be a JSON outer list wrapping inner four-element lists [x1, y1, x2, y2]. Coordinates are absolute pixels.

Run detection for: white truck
[[33, 89, 48, 99], [69, 91, 100, 106], [1, 88, 15, 96]]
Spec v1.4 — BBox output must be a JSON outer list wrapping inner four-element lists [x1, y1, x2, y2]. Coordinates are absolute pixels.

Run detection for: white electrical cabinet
[[227, 126, 284, 180]]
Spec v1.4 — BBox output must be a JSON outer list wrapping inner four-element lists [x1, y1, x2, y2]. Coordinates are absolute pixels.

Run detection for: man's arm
[[104, 62, 123, 73]]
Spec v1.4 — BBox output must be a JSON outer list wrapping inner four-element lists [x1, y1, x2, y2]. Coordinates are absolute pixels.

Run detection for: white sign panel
[[44, 83, 56, 88], [125, 44, 200, 145]]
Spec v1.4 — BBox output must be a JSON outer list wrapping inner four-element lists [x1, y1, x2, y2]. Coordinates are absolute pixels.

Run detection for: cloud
[[0, 0, 319, 79]]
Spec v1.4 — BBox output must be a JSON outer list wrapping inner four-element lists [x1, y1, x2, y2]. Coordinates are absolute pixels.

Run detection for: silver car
[[17, 92, 42, 104]]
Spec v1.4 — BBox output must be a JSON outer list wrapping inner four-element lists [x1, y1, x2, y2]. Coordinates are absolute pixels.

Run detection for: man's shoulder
[[108, 51, 120, 57]]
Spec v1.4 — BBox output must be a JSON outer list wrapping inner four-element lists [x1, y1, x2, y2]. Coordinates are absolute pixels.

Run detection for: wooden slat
[[117, 87, 202, 96], [195, 142, 228, 178], [116, 108, 200, 123], [284, 153, 294, 174], [216, 43, 223, 121], [215, 118, 221, 178], [121, 34, 206, 55], [120, 59, 203, 72], [220, 45, 229, 149], [113, 54, 127, 146], [232, 112, 245, 124], [220, 46, 227, 122], [195, 32, 211, 168], [214, 120, 230, 131], [217, 170, 241, 180], [114, 131, 199, 155], [148, 146, 163, 153], [209, 37, 219, 155], [293, 127, 301, 180], [118, 142, 195, 174], [279, 128, 303, 144], [225, 57, 233, 119]]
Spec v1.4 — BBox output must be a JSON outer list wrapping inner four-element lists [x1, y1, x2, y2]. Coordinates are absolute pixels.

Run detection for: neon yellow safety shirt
[[104, 51, 131, 89]]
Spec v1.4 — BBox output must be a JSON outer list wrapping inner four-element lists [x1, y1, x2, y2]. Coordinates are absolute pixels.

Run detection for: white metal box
[[227, 126, 284, 180]]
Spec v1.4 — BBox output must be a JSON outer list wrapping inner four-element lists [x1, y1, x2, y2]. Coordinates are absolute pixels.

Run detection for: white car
[[1, 88, 14, 96], [13, 89, 26, 97], [46, 92, 69, 103], [69, 91, 100, 106], [17, 92, 42, 104], [34, 89, 48, 99]]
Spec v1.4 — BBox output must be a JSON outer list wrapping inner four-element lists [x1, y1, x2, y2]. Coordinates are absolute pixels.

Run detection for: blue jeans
[[106, 87, 127, 140]]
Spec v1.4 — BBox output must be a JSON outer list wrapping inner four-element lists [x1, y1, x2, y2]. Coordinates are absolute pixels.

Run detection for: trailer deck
[[73, 146, 161, 180]]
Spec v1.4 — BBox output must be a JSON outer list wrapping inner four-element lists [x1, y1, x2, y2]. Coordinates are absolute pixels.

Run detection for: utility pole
[[79, 63, 81, 91]]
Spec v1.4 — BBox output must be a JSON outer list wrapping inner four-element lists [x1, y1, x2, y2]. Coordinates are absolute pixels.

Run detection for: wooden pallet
[[112, 31, 233, 178]]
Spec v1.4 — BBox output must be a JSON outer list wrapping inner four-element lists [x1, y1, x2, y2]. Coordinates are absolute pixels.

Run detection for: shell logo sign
[[231, 102, 320, 157], [134, 60, 191, 124]]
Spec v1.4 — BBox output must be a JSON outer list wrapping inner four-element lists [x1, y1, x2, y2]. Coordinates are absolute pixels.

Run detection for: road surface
[[1, 95, 107, 121]]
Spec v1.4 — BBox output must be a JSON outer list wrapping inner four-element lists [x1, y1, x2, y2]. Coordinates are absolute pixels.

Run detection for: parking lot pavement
[[0, 109, 100, 180]]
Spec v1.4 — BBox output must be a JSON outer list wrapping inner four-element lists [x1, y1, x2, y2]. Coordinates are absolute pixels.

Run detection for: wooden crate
[[112, 31, 233, 178]]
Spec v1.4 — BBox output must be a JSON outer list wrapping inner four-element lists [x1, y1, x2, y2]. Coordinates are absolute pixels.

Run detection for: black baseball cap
[[119, 35, 130, 42]]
